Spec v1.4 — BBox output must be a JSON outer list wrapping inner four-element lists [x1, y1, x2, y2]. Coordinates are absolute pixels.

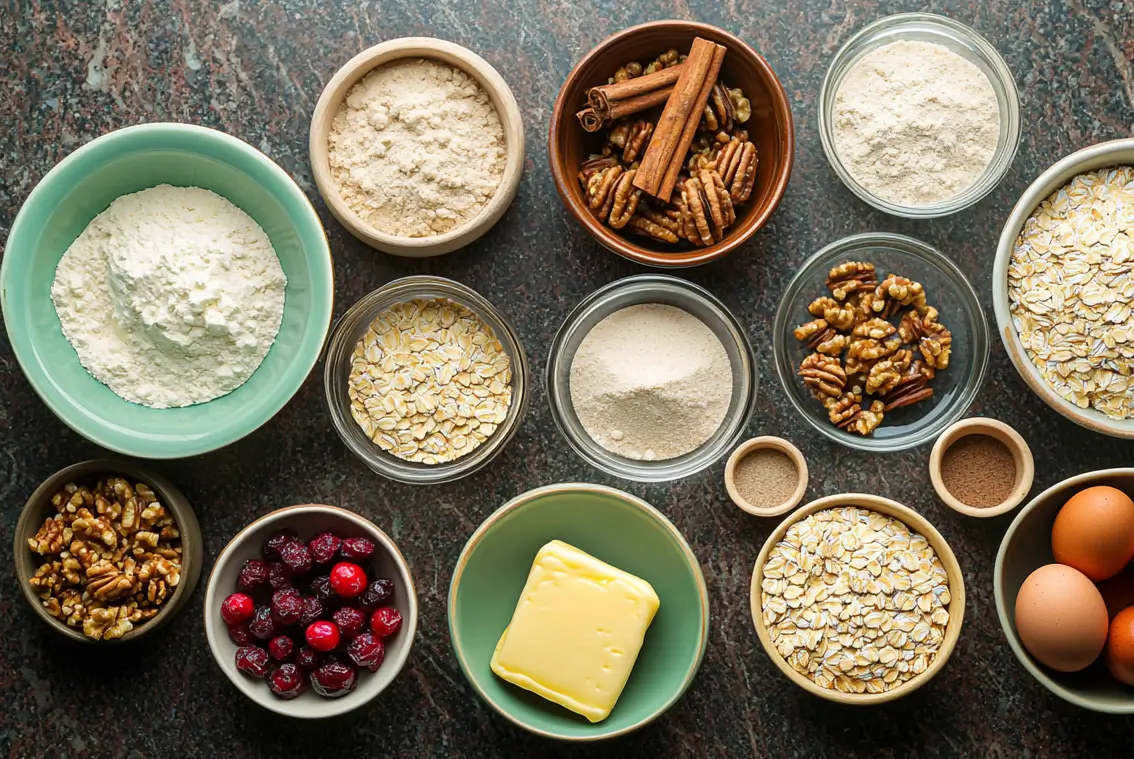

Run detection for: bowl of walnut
[[549, 21, 795, 268], [15, 459, 202, 643], [773, 233, 989, 452]]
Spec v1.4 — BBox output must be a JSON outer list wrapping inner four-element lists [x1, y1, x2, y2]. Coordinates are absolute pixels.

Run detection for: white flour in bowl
[[50, 185, 287, 408]]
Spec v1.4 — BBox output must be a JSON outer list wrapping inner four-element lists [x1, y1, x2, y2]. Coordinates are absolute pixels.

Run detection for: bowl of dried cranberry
[[203, 504, 417, 718]]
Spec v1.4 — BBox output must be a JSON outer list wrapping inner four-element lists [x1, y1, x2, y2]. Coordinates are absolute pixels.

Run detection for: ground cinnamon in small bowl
[[734, 448, 800, 509], [939, 434, 1016, 508]]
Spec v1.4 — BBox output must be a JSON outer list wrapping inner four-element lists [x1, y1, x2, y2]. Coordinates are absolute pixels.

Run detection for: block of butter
[[490, 540, 660, 723]]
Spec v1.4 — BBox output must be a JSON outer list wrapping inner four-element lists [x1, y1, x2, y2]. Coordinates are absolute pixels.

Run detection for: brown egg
[[1015, 564, 1109, 672], [1096, 562, 1134, 619], [1105, 607, 1134, 686], [1051, 486, 1134, 581]]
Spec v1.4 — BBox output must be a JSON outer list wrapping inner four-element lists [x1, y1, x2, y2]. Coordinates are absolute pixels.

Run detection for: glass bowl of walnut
[[773, 233, 989, 452]]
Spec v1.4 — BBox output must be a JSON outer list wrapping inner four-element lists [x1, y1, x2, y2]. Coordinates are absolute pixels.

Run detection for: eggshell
[[1096, 562, 1134, 620], [1105, 607, 1134, 686], [1014, 564, 1109, 672], [1051, 486, 1134, 581]]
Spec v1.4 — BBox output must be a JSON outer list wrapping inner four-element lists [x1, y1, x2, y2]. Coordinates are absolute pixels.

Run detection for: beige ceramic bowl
[[993, 138, 1134, 437], [724, 436, 808, 517], [929, 418, 1035, 517], [750, 493, 966, 704], [309, 38, 524, 257]]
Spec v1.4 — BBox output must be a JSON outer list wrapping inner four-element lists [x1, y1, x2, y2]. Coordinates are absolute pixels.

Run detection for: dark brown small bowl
[[550, 21, 795, 268], [14, 459, 203, 643]]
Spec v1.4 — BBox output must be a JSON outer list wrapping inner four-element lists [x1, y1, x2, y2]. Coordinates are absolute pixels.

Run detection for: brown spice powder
[[734, 449, 799, 508], [940, 434, 1016, 508]]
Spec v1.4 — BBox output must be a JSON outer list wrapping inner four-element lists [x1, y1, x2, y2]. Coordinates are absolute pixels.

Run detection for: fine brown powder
[[734, 449, 799, 508], [940, 434, 1016, 508]]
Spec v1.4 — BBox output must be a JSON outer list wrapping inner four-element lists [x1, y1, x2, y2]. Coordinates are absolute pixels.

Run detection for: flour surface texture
[[51, 185, 288, 408]]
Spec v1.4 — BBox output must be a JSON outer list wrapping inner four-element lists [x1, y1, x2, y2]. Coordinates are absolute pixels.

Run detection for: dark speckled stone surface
[[2, 1, 1134, 756]]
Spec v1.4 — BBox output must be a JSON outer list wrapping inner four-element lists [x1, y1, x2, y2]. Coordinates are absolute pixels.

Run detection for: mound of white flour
[[51, 185, 287, 408]]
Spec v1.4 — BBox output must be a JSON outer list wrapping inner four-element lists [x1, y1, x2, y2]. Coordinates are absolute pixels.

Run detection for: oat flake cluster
[[761, 506, 951, 695], [1008, 167, 1134, 420], [349, 298, 512, 464]]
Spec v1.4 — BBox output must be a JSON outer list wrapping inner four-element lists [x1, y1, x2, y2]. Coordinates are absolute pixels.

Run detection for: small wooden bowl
[[750, 493, 966, 704], [549, 21, 795, 268], [723, 436, 807, 517], [929, 418, 1035, 518], [309, 38, 525, 257], [14, 459, 203, 643]]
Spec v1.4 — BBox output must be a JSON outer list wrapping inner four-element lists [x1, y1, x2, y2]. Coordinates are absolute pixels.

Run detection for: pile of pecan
[[794, 261, 953, 435], [27, 477, 183, 640], [577, 50, 756, 247]]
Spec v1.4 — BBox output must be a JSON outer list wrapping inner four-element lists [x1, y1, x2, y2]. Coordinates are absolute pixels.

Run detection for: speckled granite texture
[[2, 0, 1133, 756]]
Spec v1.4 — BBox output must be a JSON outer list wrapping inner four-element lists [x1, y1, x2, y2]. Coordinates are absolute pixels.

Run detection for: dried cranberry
[[310, 661, 358, 698], [332, 606, 367, 639], [359, 578, 395, 610], [347, 632, 386, 672], [271, 589, 304, 626], [296, 646, 320, 670], [308, 532, 342, 564], [370, 606, 402, 639], [300, 596, 324, 626], [221, 592, 256, 625], [329, 562, 368, 598], [248, 605, 277, 640], [340, 537, 375, 560], [305, 620, 341, 652], [268, 663, 305, 700], [228, 623, 253, 647], [280, 541, 313, 576], [268, 562, 292, 590], [237, 559, 270, 592], [263, 528, 299, 561], [309, 575, 334, 601], [269, 635, 295, 661], [235, 646, 270, 678]]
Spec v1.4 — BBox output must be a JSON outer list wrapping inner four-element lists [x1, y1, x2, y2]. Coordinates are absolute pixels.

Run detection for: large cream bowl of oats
[[993, 138, 1134, 438], [309, 38, 525, 257]]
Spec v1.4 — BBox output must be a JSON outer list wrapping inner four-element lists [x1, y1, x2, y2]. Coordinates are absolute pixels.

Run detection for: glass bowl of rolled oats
[[323, 276, 530, 484], [773, 232, 989, 452], [15, 459, 202, 643], [994, 139, 1134, 438], [750, 493, 966, 704]]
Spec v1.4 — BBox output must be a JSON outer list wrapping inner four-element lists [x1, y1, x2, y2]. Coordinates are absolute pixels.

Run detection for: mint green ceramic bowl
[[1, 123, 334, 458], [448, 483, 709, 741]]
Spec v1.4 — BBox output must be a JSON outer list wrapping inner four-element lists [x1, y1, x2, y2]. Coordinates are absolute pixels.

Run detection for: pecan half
[[700, 83, 734, 134], [621, 120, 654, 163], [607, 169, 641, 229], [586, 165, 623, 220], [826, 391, 862, 427], [578, 156, 620, 188], [841, 400, 885, 436], [715, 137, 758, 204], [799, 353, 847, 400], [852, 317, 896, 340], [728, 87, 752, 123], [866, 349, 913, 396], [827, 261, 878, 301], [872, 275, 927, 317], [627, 207, 681, 244]]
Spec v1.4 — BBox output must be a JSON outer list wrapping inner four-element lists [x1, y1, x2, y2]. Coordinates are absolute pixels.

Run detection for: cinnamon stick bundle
[[587, 65, 683, 115], [632, 38, 726, 202]]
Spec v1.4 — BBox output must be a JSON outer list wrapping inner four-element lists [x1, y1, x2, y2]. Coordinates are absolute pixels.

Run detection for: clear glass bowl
[[324, 276, 530, 484], [546, 275, 758, 482], [773, 233, 989, 452], [818, 12, 1021, 218]]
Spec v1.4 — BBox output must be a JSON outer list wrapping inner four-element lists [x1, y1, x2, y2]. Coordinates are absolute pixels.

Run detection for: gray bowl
[[994, 468, 1134, 713]]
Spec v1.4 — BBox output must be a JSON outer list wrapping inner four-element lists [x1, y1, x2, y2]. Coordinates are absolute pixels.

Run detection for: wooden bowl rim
[[928, 418, 1035, 518], [548, 20, 795, 268]]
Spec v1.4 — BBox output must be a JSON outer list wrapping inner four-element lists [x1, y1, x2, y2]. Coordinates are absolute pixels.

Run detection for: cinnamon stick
[[632, 38, 725, 199], [656, 43, 726, 202], [587, 65, 683, 116], [577, 107, 604, 132], [575, 87, 674, 132]]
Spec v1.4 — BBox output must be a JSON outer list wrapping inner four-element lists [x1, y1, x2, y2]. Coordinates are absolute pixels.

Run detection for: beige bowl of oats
[[994, 138, 1134, 437], [309, 38, 524, 257]]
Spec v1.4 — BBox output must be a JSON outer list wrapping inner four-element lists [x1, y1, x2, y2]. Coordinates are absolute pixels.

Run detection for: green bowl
[[448, 483, 709, 741], [1, 123, 334, 458]]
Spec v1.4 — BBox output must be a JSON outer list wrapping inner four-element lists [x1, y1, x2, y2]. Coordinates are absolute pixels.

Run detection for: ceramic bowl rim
[[0, 122, 335, 458], [993, 467, 1134, 714], [928, 417, 1035, 517], [992, 138, 1134, 438], [723, 436, 809, 517], [14, 458, 202, 643], [750, 492, 966, 704], [548, 19, 795, 268], [202, 503, 419, 719], [447, 482, 710, 741]]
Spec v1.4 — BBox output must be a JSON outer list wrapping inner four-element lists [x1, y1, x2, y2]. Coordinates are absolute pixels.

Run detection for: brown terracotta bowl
[[549, 21, 795, 268], [14, 459, 203, 643]]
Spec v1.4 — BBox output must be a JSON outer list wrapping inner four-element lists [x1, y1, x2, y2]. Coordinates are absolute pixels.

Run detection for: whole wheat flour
[[832, 40, 1000, 206], [51, 185, 287, 408], [328, 58, 506, 238], [569, 304, 733, 461]]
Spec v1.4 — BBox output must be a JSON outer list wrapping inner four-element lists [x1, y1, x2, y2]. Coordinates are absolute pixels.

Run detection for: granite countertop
[[2, 1, 1134, 756]]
